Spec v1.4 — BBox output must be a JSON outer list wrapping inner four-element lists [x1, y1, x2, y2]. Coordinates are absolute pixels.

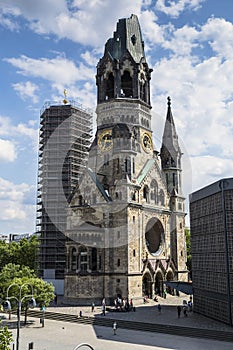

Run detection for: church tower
[[160, 97, 187, 281], [64, 15, 187, 304]]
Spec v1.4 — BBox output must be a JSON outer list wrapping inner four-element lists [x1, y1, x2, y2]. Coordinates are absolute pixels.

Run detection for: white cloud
[[81, 51, 99, 66], [190, 155, 233, 193], [5, 55, 95, 85], [0, 177, 36, 233], [162, 25, 200, 56], [200, 17, 233, 59], [0, 139, 17, 162], [149, 15, 233, 167], [4, 54, 98, 110], [0, 115, 38, 152], [140, 10, 164, 45], [0, 0, 142, 46], [155, 0, 205, 18], [12, 81, 39, 103], [0, 12, 19, 30]]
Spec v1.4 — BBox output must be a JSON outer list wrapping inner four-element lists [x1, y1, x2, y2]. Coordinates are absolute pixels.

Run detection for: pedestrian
[[91, 302, 95, 312], [157, 304, 161, 313], [102, 304, 106, 316], [188, 300, 192, 312], [183, 305, 188, 317], [79, 310, 82, 317], [163, 289, 167, 299], [113, 321, 117, 335], [177, 305, 181, 318]]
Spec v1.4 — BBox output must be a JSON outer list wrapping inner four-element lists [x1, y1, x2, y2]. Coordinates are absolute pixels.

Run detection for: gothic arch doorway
[[154, 271, 164, 297], [166, 270, 174, 295], [142, 272, 152, 298]]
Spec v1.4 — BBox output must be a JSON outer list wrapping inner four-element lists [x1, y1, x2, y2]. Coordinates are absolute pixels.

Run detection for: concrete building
[[36, 101, 93, 294], [63, 15, 188, 304], [189, 178, 233, 326]]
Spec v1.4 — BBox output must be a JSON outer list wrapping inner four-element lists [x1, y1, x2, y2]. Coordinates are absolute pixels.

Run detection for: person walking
[[91, 302, 95, 312], [177, 305, 181, 318], [157, 304, 161, 314], [101, 304, 106, 316], [113, 321, 117, 335], [183, 304, 188, 317]]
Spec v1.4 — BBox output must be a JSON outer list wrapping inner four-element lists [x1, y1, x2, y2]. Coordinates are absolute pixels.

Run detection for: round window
[[145, 218, 164, 256]]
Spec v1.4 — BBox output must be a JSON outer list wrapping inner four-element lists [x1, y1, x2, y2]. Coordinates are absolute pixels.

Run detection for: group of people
[[177, 297, 193, 318], [90, 296, 136, 315], [114, 296, 135, 312], [89, 298, 106, 315]]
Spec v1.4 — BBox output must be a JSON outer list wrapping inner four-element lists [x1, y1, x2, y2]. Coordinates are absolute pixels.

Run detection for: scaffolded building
[[36, 101, 93, 293]]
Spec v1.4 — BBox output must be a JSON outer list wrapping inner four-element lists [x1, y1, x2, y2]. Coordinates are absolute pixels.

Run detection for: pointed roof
[[104, 14, 145, 63], [161, 96, 181, 156]]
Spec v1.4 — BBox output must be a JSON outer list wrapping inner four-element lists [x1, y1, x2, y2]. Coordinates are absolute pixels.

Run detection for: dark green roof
[[87, 168, 111, 202], [137, 159, 154, 184], [104, 14, 145, 63]]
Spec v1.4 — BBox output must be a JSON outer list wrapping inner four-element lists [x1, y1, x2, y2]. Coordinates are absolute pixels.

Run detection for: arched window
[[91, 247, 97, 271], [79, 246, 88, 272], [143, 185, 149, 202], [121, 71, 133, 97], [106, 72, 114, 99], [159, 189, 165, 206], [150, 180, 158, 204], [70, 247, 77, 271], [78, 195, 83, 206]]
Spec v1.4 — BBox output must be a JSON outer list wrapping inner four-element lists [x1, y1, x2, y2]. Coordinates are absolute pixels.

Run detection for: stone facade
[[190, 178, 233, 326], [64, 14, 188, 305]]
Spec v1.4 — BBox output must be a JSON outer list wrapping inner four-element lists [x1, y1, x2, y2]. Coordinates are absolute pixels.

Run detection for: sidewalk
[[47, 293, 233, 333], [1, 293, 233, 350]]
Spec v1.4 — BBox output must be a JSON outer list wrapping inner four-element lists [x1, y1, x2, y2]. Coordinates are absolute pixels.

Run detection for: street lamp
[[73, 344, 94, 350], [3, 282, 36, 350]]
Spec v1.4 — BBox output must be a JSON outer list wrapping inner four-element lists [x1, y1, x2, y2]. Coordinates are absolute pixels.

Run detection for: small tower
[[160, 96, 182, 196], [160, 97, 187, 281]]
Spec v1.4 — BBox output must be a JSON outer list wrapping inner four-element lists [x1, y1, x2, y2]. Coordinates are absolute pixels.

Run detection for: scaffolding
[[36, 102, 93, 280]]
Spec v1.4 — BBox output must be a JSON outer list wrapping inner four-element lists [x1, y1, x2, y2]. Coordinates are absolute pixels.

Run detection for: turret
[[160, 97, 183, 196]]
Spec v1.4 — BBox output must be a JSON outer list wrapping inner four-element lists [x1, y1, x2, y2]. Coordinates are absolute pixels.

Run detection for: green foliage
[[0, 264, 54, 310], [185, 227, 192, 276], [0, 236, 39, 272], [0, 322, 12, 350], [28, 277, 55, 308], [0, 263, 35, 300]]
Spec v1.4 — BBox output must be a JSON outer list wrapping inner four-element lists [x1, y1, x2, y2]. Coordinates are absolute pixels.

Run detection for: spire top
[[167, 96, 171, 107], [166, 96, 173, 122]]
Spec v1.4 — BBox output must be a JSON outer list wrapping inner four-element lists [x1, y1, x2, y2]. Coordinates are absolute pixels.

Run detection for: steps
[[24, 309, 233, 343]]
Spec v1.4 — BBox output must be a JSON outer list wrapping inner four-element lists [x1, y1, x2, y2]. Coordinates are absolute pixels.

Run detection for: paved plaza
[[1, 293, 233, 350]]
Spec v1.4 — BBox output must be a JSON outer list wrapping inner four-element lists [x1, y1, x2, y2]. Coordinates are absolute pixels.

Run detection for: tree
[[185, 227, 192, 279], [0, 236, 39, 272], [0, 322, 12, 350], [0, 264, 55, 324], [0, 264, 35, 300], [17, 236, 39, 271]]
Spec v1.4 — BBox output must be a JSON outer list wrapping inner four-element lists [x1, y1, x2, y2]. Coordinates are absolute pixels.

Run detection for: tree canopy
[[0, 235, 39, 272], [185, 227, 192, 278], [0, 264, 54, 308]]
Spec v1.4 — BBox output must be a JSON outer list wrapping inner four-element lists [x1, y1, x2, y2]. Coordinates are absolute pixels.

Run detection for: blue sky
[[0, 0, 233, 234]]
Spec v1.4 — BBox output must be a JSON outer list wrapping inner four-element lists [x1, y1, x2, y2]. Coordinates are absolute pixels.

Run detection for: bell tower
[[64, 15, 188, 305], [96, 14, 152, 107]]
